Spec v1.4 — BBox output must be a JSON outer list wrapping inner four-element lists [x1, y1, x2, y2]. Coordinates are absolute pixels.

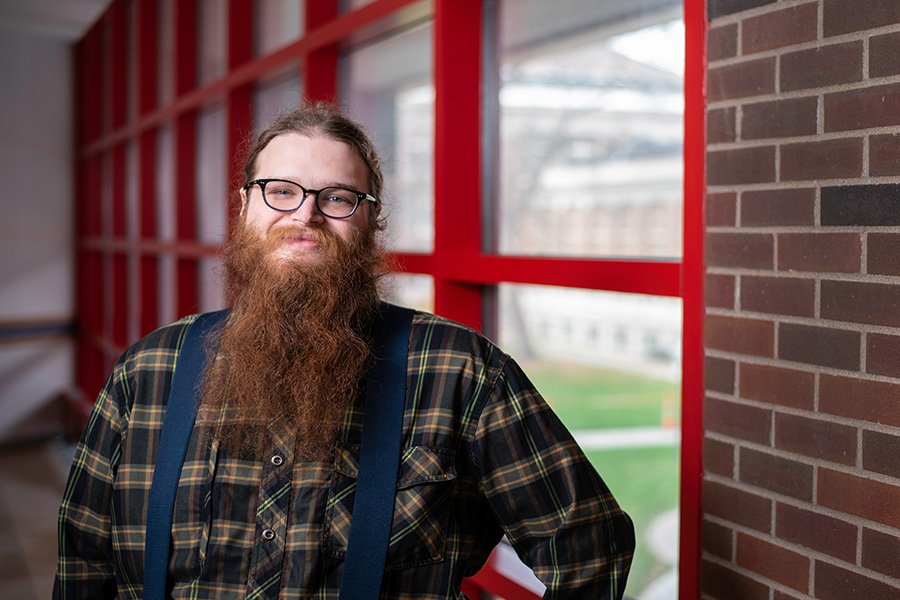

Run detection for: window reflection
[[498, 283, 681, 598], [491, 0, 684, 259], [381, 274, 434, 313], [340, 23, 435, 252]]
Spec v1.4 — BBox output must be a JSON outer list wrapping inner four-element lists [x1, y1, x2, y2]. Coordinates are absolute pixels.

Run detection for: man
[[55, 103, 635, 599]]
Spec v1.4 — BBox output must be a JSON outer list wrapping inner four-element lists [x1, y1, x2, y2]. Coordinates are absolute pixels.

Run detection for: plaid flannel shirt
[[55, 310, 634, 599]]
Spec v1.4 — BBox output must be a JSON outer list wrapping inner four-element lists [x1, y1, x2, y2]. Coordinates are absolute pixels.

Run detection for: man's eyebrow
[[269, 177, 362, 191]]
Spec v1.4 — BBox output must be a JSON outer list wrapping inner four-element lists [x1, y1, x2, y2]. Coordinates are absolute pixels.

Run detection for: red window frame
[[72, 0, 705, 597]]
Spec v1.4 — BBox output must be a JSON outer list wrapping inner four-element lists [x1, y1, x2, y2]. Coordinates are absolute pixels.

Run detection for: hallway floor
[[0, 438, 72, 598]]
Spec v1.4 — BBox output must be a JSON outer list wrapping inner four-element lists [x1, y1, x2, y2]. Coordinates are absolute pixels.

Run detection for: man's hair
[[242, 102, 385, 228]]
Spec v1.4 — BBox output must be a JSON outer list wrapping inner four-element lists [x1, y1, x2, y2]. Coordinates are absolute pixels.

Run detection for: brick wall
[[703, 0, 900, 598]]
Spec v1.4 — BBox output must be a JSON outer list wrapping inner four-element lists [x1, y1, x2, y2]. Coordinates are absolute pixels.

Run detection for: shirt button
[[271, 455, 284, 466], [262, 528, 276, 541]]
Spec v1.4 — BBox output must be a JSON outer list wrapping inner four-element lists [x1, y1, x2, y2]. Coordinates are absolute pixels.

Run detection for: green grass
[[587, 446, 680, 597], [520, 362, 681, 596], [523, 362, 680, 430]]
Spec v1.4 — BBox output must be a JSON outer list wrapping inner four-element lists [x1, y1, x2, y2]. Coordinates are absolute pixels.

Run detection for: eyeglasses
[[244, 178, 378, 219]]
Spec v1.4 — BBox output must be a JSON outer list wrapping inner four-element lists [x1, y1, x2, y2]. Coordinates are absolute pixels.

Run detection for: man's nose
[[289, 192, 324, 224]]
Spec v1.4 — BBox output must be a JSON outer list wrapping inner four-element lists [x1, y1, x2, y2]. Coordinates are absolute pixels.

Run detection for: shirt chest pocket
[[323, 445, 457, 570]]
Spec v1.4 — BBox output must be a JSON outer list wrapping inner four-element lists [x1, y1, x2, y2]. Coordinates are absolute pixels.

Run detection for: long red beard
[[199, 221, 383, 460]]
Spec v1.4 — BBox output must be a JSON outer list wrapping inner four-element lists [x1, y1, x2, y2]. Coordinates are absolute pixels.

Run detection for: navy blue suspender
[[143, 303, 414, 600]]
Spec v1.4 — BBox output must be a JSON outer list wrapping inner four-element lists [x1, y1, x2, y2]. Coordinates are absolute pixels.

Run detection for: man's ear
[[239, 187, 248, 217]]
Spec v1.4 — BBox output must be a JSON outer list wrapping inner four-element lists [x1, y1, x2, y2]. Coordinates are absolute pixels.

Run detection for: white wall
[[0, 27, 74, 443]]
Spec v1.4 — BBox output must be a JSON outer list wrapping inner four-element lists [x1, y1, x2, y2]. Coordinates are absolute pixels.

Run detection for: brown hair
[[243, 102, 385, 228]]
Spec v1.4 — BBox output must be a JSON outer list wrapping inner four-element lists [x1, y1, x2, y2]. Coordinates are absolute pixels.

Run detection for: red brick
[[815, 561, 900, 600], [708, 146, 777, 185], [780, 138, 863, 181], [778, 323, 860, 370], [736, 532, 810, 592], [707, 233, 774, 269], [706, 355, 736, 394], [826, 82, 900, 132], [822, 280, 900, 328], [709, 58, 776, 102], [774, 592, 804, 600], [778, 233, 861, 273], [707, 192, 737, 227], [818, 467, 900, 528], [740, 363, 814, 410], [708, 107, 736, 144], [781, 42, 863, 92], [776, 502, 858, 562], [706, 273, 735, 309], [870, 31, 900, 78], [701, 559, 770, 600], [741, 275, 814, 317], [821, 184, 900, 226], [820, 374, 900, 428], [742, 2, 817, 55], [709, 0, 776, 20], [862, 430, 900, 479], [824, 0, 900, 37], [861, 528, 900, 579], [702, 518, 733, 559], [703, 479, 773, 532], [866, 333, 900, 378], [705, 436, 735, 477], [740, 447, 813, 501], [741, 188, 815, 226], [706, 397, 772, 444], [869, 233, 900, 276], [775, 412, 857, 465], [741, 97, 817, 140], [706, 315, 775, 357], [870, 134, 900, 176], [708, 23, 737, 61]]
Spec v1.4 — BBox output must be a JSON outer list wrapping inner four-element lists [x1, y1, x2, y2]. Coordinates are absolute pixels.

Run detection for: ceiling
[[0, 0, 110, 41]]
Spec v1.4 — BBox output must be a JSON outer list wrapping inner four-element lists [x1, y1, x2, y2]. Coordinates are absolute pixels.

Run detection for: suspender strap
[[339, 303, 414, 600], [142, 303, 414, 600], [143, 309, 229, 600]]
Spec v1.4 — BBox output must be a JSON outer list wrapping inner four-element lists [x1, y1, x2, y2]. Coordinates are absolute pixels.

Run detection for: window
[[73, 1, 703, 597]]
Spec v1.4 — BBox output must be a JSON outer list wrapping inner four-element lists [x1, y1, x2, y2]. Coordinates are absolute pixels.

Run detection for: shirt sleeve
[[54, 358, 129, 599], [470, 356, 635, 600]]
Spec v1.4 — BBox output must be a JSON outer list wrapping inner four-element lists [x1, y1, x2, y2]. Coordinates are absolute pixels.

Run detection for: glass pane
[[198, 0, 227, 86], [340, 23, 434, 253], [381, 273, 433, 313], [158, 254, 175, 326], [253, 65, 303, 135], [196, 103, 227, 244], [158, 0, 175, 104], [127, 0, 138, 120], [491, 0, 684, 259], [254, 0, 304, 56], [156, 125, 175, 241], [199, 257, 226, 312], [339, 0, 376, 12], [498, 283, 681, 599]]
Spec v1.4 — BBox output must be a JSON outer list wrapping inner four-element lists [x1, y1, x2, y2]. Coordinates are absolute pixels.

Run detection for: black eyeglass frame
[[244, 178, 378, 219]]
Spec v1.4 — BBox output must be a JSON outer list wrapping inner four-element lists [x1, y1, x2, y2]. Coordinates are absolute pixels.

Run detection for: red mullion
[[111, 147, 129, 346], [305, 0, 339, 103], [433, 0, 483, 330], [175, 113, 199, 317], [226, 0, 254, 235], [679, 0, 706, 598], [110, 0, 128, 129], [139, 131, 160, 335], [82, 25, 104, 145], [174, 0, 199, 317], [137, 0, 159, 335]]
